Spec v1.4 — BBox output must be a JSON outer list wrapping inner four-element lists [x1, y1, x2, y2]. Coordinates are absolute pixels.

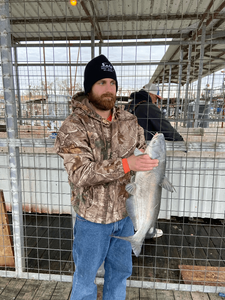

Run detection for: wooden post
[[69, 43, 72, 96], [0, 190, 15, 267], [73, 47, 80, 94]]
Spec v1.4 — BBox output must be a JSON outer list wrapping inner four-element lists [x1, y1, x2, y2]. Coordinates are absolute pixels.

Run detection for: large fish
[[113, 133, 175, 257]]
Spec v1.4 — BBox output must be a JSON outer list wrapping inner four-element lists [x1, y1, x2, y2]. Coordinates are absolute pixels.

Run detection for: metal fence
[[0, 0, 225, 295]]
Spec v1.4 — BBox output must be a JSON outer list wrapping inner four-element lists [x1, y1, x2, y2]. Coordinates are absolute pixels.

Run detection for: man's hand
[[127, 153, 158, 172]]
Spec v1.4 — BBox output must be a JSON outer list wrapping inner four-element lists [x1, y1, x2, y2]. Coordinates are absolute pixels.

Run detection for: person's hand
[[127, 153, 158, 172]]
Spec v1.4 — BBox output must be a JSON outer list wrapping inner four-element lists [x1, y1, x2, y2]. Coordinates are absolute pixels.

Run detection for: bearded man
[[55, 55, 158, 300]]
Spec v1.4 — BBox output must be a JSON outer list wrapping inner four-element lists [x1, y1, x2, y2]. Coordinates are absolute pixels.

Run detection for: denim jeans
[[70, 215, 134, 300]]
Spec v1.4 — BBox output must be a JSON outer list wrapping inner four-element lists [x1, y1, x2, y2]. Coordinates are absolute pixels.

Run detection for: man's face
[[88, 78, 117, 111], [149, 93, 158, 104]]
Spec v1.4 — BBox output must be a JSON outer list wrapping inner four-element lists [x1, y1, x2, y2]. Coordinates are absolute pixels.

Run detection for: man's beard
[[88, 91, 116, 111]]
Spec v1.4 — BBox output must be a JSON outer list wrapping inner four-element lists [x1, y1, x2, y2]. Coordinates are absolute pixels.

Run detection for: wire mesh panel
[[0, 0, 225, 295]]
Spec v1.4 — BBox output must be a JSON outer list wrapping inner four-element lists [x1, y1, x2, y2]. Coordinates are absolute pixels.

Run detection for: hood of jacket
[[71, 97, 133, 123], [72, 97, 126, 150], [71, 91, 86, 109]]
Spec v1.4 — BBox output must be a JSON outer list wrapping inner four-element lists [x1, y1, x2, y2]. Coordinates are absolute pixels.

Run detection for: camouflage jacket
[[55, 98, 146, 224]]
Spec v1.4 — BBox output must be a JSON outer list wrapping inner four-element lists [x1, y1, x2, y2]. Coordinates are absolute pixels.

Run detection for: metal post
[[180, 86, 184, 118], [176, 48, 183, 125], [167, 65, 172, 117], [13, 43, 22, 125], [0, 0, 25, 276], [222, 71, 225, 128], [161, 66, 165, 109], [194, 22, 206, 128], [184, 44, 192, 126], [43, 41, 47, 96], [207, 72, 215, 125], [209, 73, 214, 108], [156, 79, 160, 106]]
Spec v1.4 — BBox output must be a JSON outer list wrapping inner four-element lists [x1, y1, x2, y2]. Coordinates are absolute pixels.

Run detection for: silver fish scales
[[112, 133, 175, 257]]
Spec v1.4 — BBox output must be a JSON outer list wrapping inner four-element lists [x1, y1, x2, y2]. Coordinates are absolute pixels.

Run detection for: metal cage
[[0, 0, 225, 294]]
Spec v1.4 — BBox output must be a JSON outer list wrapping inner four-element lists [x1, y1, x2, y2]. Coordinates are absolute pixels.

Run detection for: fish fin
[[125, 183, 136, 195], [152, 228, 163, 238], [134, 148, 145, 156], [126, 196, 138, 230], [145, 227, 156, 239], [146, 227, 163, 239], [148, 227, 155, 235], [160, 177, 176, 192], [130, 239, 144, 257]]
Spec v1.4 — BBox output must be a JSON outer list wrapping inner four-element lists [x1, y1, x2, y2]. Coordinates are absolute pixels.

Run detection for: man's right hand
[[127, 154, 158, 172]]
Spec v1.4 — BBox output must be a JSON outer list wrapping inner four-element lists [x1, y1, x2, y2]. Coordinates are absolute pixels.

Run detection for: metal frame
[[194, 23, 206, 128], [13, 40, 225, 47], [0, 0, 25, 277], [1, 0, 225, 293]]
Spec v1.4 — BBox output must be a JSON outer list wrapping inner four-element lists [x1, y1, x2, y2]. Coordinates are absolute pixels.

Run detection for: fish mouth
[[152, 132, 159, 140], [153, 132, 164, 140]]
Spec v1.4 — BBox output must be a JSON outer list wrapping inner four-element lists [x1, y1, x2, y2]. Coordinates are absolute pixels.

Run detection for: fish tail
[[110, 235, 143, 257]]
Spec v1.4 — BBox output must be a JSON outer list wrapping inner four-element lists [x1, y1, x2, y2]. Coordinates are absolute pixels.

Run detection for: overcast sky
[[14, 43, 169, 93]]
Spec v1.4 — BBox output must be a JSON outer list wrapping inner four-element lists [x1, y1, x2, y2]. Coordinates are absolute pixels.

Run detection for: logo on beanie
[[101, 62, 114, 72]]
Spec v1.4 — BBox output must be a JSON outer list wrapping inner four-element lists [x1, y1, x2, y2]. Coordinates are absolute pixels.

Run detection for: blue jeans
[[70, 215, 134, 300]]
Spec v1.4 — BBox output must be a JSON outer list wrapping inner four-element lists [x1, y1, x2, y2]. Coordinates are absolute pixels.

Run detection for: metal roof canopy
[[147, 1, 225, 85], [7, 0, 225, 85]]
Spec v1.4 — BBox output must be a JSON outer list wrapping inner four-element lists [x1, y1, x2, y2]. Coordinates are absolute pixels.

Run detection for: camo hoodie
[[55, 98, 146, 224]]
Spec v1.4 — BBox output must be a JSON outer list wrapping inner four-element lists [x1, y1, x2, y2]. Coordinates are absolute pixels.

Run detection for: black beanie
[[84, 55, 118, 94]]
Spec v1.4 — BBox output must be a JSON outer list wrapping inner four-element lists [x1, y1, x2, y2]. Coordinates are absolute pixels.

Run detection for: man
[[127, 82, 184, 141], [55, 54, 158, 300]]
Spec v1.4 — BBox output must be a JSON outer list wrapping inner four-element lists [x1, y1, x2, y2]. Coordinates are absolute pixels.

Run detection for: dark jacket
[[126, 89, 184, 141]]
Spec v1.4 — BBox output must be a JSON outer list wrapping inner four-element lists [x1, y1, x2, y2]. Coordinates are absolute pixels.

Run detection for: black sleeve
[[146, 104, 184, 141]]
